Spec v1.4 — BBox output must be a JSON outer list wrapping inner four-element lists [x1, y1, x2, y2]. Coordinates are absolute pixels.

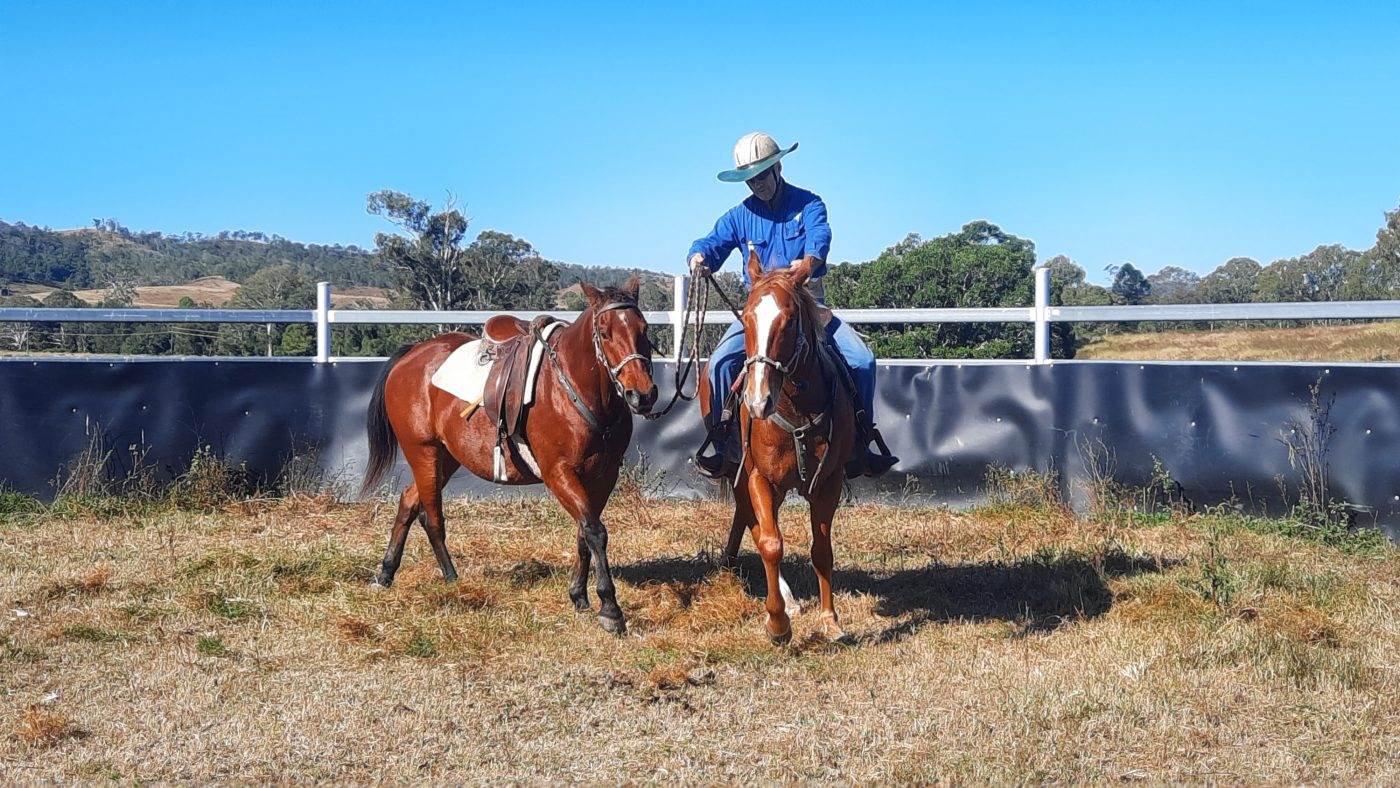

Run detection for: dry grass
[[11, 707, 83, 748], [63, 276, 392, 308], [0, 493, 1396, 781], [73, 276, 242, 308], [1078, 320, 1400, 361]]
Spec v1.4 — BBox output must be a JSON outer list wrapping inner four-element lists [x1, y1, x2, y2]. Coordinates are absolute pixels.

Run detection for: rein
[[640, 270, 742, 420]]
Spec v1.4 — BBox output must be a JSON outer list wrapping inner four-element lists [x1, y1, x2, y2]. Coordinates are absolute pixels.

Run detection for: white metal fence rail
[[5, 267, 1400, 364]]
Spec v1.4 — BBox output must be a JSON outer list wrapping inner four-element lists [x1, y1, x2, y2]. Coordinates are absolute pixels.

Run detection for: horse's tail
[[362, 343, 416, 494]]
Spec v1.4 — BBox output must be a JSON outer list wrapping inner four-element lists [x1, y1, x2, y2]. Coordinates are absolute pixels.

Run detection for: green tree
[[1110, 263, 1150, 304], [1339, 203, 1400, 300], [1256, 245, 1356, 302], [228, 264, 315, 309], [1374, 202, 1400, 270], [1044, 254, 1085, 292], [367, 190, 561, 312], [456, 230, 561, 310], [216, 265, 315, 356], [1146, 266, 1200, 304], [826, 222, 1039, 358], [0, 295, 43, 350], [1197, 257, 1261, 303], [38, 289, 87, 351], [279, 323, 314, 355]]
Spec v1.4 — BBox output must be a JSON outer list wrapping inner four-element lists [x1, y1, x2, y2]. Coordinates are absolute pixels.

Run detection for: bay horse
[[699, 251, 856, 643], [361, 277, 657, 635]]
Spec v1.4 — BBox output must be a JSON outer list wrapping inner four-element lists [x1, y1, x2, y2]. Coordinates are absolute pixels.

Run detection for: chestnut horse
[[361, 277, 657, 634], [699, 251, 855, 643]]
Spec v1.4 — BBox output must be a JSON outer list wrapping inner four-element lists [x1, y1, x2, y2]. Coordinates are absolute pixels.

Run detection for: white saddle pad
[[429, 322, 563, 407]]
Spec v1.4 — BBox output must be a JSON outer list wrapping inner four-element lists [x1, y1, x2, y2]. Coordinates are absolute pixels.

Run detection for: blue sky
[[2, 1, 1398, 284]]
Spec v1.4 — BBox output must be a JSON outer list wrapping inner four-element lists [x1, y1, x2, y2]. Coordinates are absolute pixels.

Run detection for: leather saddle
[[481, 314, 558, 442]]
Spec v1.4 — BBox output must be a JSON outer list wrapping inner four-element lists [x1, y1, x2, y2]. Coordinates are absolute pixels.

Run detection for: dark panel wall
[[1, 359, 1395, 539]]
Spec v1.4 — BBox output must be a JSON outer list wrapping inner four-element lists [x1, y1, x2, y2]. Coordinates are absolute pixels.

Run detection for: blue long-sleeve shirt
[[688, 183, 831, 286]]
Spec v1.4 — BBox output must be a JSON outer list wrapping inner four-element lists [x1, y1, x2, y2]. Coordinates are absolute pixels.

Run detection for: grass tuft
[[60, 623, 131, 643], [399, 630, 439, 659], [0, 489, 42, 518], [13, 707, 83, 748], [196, 634, 231, 657], [203, 594, 262, 622]]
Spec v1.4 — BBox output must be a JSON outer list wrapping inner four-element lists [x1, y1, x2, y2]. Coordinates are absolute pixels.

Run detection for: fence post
[[671, 274, 689, 361], [1033, 266, 1050, 364], [315, 281, 331, 363]]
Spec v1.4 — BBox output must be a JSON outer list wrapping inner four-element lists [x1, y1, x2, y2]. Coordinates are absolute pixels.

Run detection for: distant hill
[[0, 220, 673, 307], [554, 262, 675, 309], [0, 220, 386, 291]]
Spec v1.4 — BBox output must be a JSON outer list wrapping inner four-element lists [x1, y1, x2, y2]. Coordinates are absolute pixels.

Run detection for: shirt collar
[[744, 181, 791, 218]]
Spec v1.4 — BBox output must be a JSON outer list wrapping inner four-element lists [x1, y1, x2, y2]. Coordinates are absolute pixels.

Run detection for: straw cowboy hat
[[717, 132, 798, 183]]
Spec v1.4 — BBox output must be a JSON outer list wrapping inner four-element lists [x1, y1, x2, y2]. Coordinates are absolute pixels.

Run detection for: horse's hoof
[[765, 614, 792, 645], [598, 614, 627, 636], [571, 596, 591, 614], [820, 617, 849, 644], [369, 579, 390, 591]]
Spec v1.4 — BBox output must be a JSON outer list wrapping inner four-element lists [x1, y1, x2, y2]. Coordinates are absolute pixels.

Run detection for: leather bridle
[[742, 285, 810, 382], [591, 300, 653, 408], [534, 299, 654, 434]]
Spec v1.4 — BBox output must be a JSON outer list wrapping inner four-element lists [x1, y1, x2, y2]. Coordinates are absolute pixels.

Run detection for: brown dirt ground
[[1, 492, 1396, 782]]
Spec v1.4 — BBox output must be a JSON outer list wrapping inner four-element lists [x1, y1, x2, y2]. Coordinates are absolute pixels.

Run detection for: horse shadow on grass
[[614, 548, 1177, 643]]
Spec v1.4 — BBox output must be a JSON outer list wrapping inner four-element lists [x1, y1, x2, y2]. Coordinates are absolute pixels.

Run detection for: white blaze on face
[[749, 293, 781, 405]]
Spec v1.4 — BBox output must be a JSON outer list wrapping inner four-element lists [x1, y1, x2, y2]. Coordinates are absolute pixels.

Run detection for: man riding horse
[[688, 132, 898, 479]]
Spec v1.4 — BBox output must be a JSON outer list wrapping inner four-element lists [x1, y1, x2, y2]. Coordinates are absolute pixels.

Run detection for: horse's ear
[[579, 282, 603, 307], [623, 273, 641, 301], [745, 244, 763, 283], [787, 256, 815, 286]]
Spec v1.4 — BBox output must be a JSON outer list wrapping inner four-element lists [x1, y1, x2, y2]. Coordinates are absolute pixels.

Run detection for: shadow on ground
[[615, 549, 1175, 642]]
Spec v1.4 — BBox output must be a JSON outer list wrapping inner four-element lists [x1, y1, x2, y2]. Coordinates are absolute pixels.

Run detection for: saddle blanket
[[429, 322, 563, 408]]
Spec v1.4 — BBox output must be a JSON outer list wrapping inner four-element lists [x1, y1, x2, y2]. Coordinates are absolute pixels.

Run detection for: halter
[[591, 300, 652, 401]]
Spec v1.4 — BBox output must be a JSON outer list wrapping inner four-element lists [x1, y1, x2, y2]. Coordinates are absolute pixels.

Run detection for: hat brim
[[716, 142, 798, 183]]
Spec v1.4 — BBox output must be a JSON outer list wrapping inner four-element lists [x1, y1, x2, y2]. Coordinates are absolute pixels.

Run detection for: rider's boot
[[845, 418, 899, 479], [695, 419, 740, 479]]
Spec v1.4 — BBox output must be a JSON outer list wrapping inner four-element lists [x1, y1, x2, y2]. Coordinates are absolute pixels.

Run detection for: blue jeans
[[707, 315, 876, 426]]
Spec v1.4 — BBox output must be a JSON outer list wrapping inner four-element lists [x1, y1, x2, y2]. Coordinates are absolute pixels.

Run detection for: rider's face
[[746, 163, 781, 202]]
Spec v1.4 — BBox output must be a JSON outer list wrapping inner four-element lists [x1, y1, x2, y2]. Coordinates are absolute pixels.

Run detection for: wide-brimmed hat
[[717, 132, 798, 183]]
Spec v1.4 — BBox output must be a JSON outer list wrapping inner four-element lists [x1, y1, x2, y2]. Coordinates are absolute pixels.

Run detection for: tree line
[[2, 193, 1397, 358]]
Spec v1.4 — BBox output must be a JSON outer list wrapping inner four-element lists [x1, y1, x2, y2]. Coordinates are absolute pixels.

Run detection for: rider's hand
[[688, 253, 708, 277]]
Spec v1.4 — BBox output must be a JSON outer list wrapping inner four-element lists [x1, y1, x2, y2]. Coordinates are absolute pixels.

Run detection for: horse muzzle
[[625, 385, 658, 415]]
